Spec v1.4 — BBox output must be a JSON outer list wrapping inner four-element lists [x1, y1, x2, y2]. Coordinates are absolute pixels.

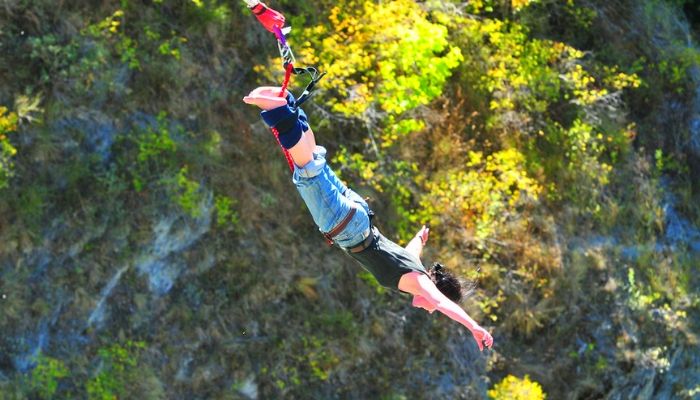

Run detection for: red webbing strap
[[270, 127, 295, 172], [279, 63, 294, 97], [271, 63, 295, 172]]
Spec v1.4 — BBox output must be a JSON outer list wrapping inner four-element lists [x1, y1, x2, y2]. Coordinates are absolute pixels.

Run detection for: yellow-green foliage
[[86, 341, 146, 400], [137, 113, 177, 164], [511, 0, 538, 11], [488, 374, 546, 400], [214, 195, 240, 227], [627, 267, 661, 310], [173, 166, 204, 217], [333, 146, 380, 189], [419, 149, 542, 242], [540, 120, 614, 203], [128, 112, 178, 192], [84, 7, 188, 70], [320, 4, 641, 225], [382, 117, 426, 148], [302, 336, 340, 381], [0, 106, 18, 189], [466, 0, 539, 14], [170, 164, 241, 228], [448, 16, 640, 115], [185, 0, 230, 25], [296, 0, 462, 116], [30, 355, 69, 399], [84, 10, 140, 69], [440, 11, 639, 206]]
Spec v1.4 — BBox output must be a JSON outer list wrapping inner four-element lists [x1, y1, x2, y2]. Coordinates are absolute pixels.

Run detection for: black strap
[[348, 227, 376, 253], [286, 66, 327, 107]]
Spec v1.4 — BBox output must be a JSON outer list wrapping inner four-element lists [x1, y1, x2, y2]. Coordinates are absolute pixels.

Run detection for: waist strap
[[347, 228, 375, 253], [323, 207, 357, 246]]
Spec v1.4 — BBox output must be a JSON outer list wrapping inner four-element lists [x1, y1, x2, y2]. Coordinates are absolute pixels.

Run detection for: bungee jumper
[[242, 1, 494, 351]]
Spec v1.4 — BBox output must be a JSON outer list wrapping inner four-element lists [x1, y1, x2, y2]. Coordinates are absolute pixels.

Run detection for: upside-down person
[[243, 86, 494, 351]]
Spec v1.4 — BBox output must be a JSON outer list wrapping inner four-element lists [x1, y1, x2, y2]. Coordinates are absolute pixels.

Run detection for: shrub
[[419, 148, 542, 243], [30, 355, 69, 400], [0, 106, 18, 189], [488, 374, 546, 400], [86, 341, 146, 400], [294, 0, 463, 118]]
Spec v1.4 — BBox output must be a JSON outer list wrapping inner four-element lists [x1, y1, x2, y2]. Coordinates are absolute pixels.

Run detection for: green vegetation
[[0, 106, 18, 189], [86, 341, 149, 400], [295, 0, 463, 117], [1, 0, 698, 398], [29, 355, 69, 399]]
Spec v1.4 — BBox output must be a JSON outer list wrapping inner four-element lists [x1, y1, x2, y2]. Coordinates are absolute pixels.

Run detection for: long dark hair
[[429, 262, 475, 303]]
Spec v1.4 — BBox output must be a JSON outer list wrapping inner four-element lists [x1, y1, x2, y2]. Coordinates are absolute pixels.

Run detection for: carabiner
[[273, 26, 296, 68]]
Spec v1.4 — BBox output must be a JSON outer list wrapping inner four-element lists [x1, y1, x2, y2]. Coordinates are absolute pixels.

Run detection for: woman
[[243, 87, 494, 351]]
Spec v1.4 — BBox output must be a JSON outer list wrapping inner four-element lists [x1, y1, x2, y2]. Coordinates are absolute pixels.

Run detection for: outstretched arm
[[398, 272, 494, 351], [404, 225, 429, 258]]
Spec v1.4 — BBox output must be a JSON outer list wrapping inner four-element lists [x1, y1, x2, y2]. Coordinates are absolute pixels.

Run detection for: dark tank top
[[347, 227, 428, 288]]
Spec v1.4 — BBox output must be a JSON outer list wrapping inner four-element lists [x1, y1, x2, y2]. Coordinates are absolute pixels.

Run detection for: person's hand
[[417, 225, 430, 246], [471, 326, 494, 351], [242, 86, 288, 110]]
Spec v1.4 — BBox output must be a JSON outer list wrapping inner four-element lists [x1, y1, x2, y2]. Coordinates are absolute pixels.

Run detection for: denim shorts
[[293, 146, 371, 248]]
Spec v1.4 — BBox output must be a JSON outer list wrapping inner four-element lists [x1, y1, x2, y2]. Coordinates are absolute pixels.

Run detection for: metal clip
[[273, 26, 295, 67], [277, 40, 296, 67]]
